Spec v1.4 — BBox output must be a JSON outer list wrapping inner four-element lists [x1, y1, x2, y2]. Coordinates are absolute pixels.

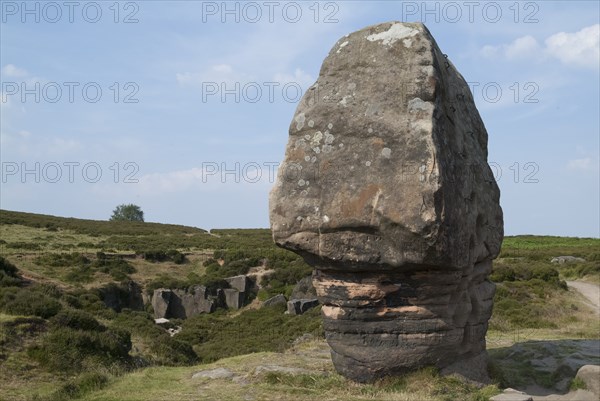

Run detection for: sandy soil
[[567, 281, 600, 314]]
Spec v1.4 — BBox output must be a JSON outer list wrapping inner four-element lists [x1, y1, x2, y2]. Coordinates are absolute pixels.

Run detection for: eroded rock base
[[313, 262, 495, 382]]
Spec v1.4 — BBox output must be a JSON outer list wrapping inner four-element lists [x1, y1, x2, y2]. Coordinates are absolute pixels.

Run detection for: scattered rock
[[575, 365, 600, 396], [490, 388, 533, 401], [270, 21, 503, 383], [192, 367, 236, 380], [154, 318, 169, 324], [287, 299, 319, 315], [551, 256, 585, 264], [167, 326, 181, 337], [263, 294, 287, 308]]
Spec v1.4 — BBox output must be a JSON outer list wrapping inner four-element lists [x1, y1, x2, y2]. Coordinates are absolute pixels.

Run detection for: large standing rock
[[269, 22, 503, 383]]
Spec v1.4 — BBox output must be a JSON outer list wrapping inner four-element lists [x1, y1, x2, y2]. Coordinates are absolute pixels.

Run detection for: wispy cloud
[[1, 64, 28, 78], [567, 157, 599, 173], [545, 24, 600, 69], [481, 24, 599, 69], [176, 63, 253, 87]]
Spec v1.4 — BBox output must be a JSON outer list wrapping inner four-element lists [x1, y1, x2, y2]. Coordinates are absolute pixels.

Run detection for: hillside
[[0, 210, 599, 401]]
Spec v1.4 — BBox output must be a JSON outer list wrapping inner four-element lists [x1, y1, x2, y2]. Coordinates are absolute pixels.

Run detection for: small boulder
[[551, 256, 586, 264], [576, 365, 600, 396], [287, 299, 319, 315], [263, 294, 287, 308]]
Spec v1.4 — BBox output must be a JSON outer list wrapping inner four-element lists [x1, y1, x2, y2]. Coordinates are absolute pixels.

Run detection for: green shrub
[[569, 376, 587, 391], [110, 310, 198, 366], [179, 304, 322, 363], [28, 325, 131, 373], [137, 249, 187, 264], [6, 241, 42, 250], [64, 264, 94, 283], [39, 372, 110, 401], [93, 258, 136, 280], [0, 257, 21, 287], [35, 252, 89, 267], [50, 309, 105, 331], [146, 336, 198, 366], [0, 256, 18, 276], [0, 286, 62, 318]]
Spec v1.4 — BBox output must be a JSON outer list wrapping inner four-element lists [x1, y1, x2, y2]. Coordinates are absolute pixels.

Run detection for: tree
[[110, 204, 144, 222]]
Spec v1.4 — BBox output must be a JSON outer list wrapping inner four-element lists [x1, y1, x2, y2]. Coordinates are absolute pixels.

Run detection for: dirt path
[[567, 281, 600, 314]]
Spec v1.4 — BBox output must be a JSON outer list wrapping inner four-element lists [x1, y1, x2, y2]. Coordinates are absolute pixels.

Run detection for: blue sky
[[1, 1, 598, 237]]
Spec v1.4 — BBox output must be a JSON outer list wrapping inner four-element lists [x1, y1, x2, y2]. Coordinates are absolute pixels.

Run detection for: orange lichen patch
[[314, 275, 399, 300], [370, 137, 385, 148], [286, 146, 306, 161], [375, 305, 438, 318], [320, 159, 333, 173], [340, 184, 381, 219], [322, 305, 344, 319]]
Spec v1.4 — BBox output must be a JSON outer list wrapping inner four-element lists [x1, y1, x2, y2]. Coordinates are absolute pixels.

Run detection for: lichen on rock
[[269, 21, 503, 383]]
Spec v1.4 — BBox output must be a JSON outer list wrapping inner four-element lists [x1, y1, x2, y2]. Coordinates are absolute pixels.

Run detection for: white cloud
[[481, 24, 600, 69], [133, 164, 275, 194], [481, 35, 542, 61], [1, 64, 28, 78], [48, 138, 82, 155], [273, 68, 315, 88], [176, 63, 252, 87], [545, 24, 600, 68], [567, 157, 599, 173], [505, 35, 540, 59]]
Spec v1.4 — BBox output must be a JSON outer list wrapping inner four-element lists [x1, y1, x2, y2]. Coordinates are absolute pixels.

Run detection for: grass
[[77, 344, 500, 401], [0, 210, 599, 401]]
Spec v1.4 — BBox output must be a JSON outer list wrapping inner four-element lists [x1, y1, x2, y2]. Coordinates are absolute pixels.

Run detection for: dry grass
[[80, 340, 498, 401]]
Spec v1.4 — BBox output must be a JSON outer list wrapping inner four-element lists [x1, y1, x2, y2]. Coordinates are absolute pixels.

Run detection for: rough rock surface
[[291, 276, 317, 299], [263, 294, 287, 308], [152, 286, 216, 319], [224, 288, 245, 309], [490, 389, 533, 401], [269, 21, 503, 382], [551, 256, 586, 264], [287, 299, 319, 315], [575, 365, 600, 396]]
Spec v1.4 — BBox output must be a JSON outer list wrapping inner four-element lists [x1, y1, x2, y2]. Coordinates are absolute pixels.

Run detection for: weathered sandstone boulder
[[287, 299, 319, 315], [152, 286, 216, 319], [263, 294, 287, 308], [269, 21, 503, 382]]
